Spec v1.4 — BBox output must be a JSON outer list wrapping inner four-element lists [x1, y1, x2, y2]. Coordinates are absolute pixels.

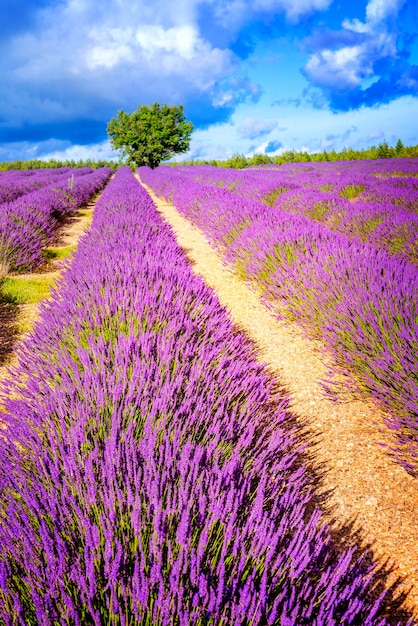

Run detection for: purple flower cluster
[[166, 160, 418, 264], [0, 167, 112, 271], [0, 167, 93, 206], [0, 168, 401, 624], [139, 163, 418, 475]]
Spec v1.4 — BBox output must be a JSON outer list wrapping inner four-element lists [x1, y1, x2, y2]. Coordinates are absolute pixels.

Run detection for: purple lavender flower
[[0, 167, 410, 624]]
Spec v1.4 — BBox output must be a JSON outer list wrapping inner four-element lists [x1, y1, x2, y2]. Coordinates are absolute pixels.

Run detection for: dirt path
[[139, 177, 418, 618], [0, 195, 97, 386]]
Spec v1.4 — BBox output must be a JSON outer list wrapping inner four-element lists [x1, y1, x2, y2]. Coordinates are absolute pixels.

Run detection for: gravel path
[[0, 197, 97, 384], [139, 177, 418, 618]]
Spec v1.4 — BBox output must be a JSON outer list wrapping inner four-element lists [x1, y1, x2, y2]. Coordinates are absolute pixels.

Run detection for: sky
[[1, 0, 417, 163]]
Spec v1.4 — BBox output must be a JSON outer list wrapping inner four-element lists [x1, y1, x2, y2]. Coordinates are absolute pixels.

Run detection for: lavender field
[[139, 159, 418, 477], [0, 166, 413, 624], [0, 167, 112, 273], [163, 159, 418, 265]]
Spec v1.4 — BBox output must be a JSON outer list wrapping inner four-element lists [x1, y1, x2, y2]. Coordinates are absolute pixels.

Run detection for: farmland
[[0, 167, 112, 273], [139, 160, 418, 476], [0, 162, 417, 623]]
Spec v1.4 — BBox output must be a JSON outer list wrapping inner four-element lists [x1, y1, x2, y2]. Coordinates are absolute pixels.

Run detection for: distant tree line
[[173, 139, 418, 169], [1, 139, 417, 172], [0, 158, 119, 172]]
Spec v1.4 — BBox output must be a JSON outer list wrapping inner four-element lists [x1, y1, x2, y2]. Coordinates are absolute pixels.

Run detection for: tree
[[251, 154, 273, 166], [224, 154, 248, 169], [107, 103, 194, 168], [377, 140, 391, 159]]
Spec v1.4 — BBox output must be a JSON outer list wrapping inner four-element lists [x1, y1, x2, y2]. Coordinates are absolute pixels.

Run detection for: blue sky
[[1, 0, 417, 162]]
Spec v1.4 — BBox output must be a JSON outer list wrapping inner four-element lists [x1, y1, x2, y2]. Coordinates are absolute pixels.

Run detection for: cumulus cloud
[[365, 0, 405, 24], [253, 0, 332, 22], [341, 0, 406, 34], [5, 0, 414, 161], [174, 137, 233, 162], [0, 136, 117, 164], [213, 77, 264, 107], [38, 139, 119, 162], [212, 0, 332, 29], [0, 0, 339, 150], [237, 118, 277, 139], [302, 0, 417, 110], [9, 4, 236, 102], [246, 139, 298, 157], [305, 45, 372, 89], [0, 0, 252, 145], [0, 140, 52, 163]]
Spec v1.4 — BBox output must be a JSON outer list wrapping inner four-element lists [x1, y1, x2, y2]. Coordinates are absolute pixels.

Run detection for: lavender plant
[[0, 168, 111, 272], [0, 167, 93, 206], [139, 162, 418, 475], [163, 160, 418, 264], [0, 168, 405, 624]]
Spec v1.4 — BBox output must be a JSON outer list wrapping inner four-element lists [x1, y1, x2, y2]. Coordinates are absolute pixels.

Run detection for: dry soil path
[[0, 192, 98, 387], [138, 176, 418, 619]]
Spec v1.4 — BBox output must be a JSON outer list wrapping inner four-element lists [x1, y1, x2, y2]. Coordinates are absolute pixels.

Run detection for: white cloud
[[0, 0, 345, 145], [39, 139, 119, 162], [245, 140, 310, 157], [4, 0, 241, 128], [134, 24, 202, 61], [303, 0, 404, 92], [245, 140, 269, 156], [9, 0, 333, 97], [366, 0, 405, 23], [341, 18, 370, 33], [238, 118, 278, 139], [305, 46, 370, 89], [0, 137, 119, 164], [253, 0, 332, 21], [173, 137, 233, 162], [212, 0, 332, 28], [86, 27, 136, 69], [83, 21, 234, 92], [213, 78, 264, 108], [343, 0, 405, 31]]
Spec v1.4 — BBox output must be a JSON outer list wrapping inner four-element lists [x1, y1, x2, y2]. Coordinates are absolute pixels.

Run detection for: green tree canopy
[[107, 103, 194, 168]]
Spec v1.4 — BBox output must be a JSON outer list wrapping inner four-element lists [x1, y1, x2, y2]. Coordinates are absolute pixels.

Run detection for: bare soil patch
[[0, 302, 19, 366], [0, 198, 96, 380]]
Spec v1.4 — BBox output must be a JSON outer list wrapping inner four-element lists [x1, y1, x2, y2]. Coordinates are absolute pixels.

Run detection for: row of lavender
[[0, 167, 112, 272], [0, 168, 402, 624], [173, 160, 418, 264], [138, 164, 418, 476], [0, 167, 93, 205]]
